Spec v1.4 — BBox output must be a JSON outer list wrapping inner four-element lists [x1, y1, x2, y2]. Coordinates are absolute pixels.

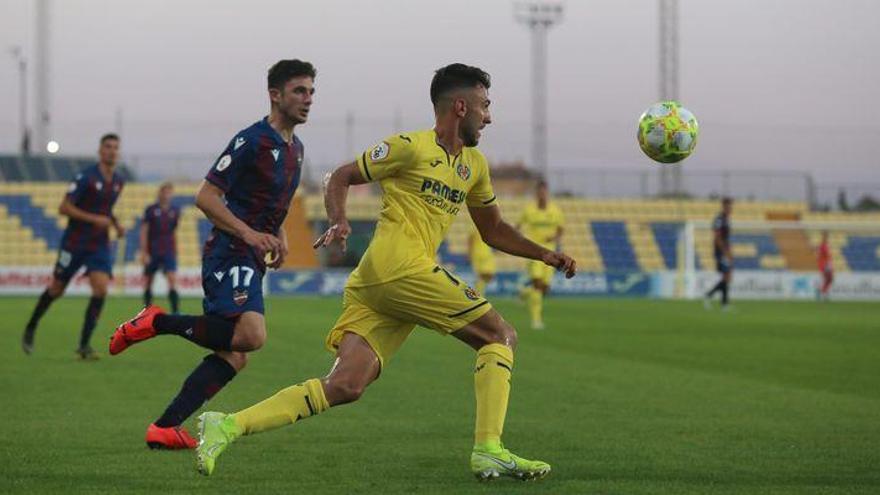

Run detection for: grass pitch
[[1, 296, 878, 494]]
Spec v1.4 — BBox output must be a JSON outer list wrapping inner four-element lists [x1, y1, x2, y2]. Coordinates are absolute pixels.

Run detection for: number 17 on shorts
[[201, 257, 265, 317]]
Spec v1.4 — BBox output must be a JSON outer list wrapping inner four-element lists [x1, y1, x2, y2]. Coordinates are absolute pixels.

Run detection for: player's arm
[[469, 204, 576, 278], [58, 198, 111, 229], [110, 214, 125, 238], [313, 162, 368, 251], [712, 227, 723, 252], [713, 228, 733, 263], [315, 135, 410, 251], [267, 226, 288, 269], [139, 221, 149, 264], [195, 180, 282, 254]]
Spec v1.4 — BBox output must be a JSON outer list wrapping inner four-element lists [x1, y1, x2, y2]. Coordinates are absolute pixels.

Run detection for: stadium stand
[[1, 182, 879, 274]]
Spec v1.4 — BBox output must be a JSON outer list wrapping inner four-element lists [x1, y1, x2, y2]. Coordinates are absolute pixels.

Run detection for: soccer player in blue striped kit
[[21, 133, 126, 360], [140, 182, 181, 313], [108, 59, 314, 449]]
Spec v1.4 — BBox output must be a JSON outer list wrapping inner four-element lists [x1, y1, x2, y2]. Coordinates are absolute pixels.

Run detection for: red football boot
[[145, 423, 197, 450], [109, 305, 165, 355]]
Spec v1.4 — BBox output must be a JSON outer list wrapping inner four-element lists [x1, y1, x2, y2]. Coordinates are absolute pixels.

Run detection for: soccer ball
[[637, 101, 699, 163]]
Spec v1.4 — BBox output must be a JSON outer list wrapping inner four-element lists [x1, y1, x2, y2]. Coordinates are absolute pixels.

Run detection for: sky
[[1, 0, 878, 193]]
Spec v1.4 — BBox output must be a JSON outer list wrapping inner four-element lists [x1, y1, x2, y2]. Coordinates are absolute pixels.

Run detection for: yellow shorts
[[325, 265, 493, 369], [527, 259, 555, 286]]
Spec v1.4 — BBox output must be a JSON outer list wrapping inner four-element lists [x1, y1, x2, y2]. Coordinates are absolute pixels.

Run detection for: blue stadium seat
[[842, 236, 880, 271], [650, 222, 680, 269], [730, 233, 779, 270], [591, 221, 639, 272], [0, 194, 64, 249]]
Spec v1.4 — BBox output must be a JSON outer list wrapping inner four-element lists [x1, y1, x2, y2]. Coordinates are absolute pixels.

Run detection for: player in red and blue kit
[[704, 197, 733, 310], [108, 59, 314, 449], [817, 231, 833, 301], [21, 133, 126, 359], [140, 182, 181, 313]]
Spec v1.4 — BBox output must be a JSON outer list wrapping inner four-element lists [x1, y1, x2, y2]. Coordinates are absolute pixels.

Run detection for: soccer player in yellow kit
[[469, 223, 496, 295], [196, 63, 577, 481], [518, 181, 564, 329]]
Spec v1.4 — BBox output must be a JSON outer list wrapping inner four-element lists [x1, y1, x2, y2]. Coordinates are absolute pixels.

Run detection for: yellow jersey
[[519, 201, 564, 250], [347, 129, 497, 287]]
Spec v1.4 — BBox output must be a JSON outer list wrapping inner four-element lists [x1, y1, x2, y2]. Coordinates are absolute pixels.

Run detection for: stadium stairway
[[772, 229, 815, 270]]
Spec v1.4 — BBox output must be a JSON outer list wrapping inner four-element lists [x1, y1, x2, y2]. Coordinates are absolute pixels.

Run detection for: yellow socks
[[474, 343, 514, 448], [475, 278, 487, 296], [526, 287, 543, 326], [232, 378, 329, 435]]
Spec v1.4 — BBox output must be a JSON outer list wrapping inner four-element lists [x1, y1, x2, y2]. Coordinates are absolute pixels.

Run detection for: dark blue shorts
[[201, 253, 264, 318], [715, 254, 731, 274], [145, 254, 177, 275], [53, 246, 113, 283]]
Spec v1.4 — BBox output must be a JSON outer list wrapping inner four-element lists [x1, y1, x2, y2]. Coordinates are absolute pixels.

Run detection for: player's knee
[[325, 376, 368, 405], [92, 286, 109, 298], [483, 322, 518, 350], [221, 352, 249, 372], [47, 277, 69, 297], [500, 325, 518, 349], [235, 323, 267, 351]]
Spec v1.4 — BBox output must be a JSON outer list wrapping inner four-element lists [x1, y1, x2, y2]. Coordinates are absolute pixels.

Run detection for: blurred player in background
[[107, 59, 314, 449], [195, 63, 576, 481], [21, 133, 125, 360], [518, 180, 564, 330], [704, 197, 733, 310], [817, 231, 833, 301], [469, 223, 496, 295], [140, 182, 181, 313]]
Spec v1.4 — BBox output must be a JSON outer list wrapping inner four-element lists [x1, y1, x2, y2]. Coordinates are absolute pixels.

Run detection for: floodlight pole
[[658, 0, 683, 196], [515, 1, 563, 180], [10, 46, 29, 155], [35, 0, 51, 154]]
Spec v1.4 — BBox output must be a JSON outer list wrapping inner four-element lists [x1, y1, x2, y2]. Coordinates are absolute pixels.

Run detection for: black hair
[[268, 59, 316, 90], [536, 179, 548, 189], [722, 197, 733, 205], [430, 63, 491, 106], [100, 133, 119, 144]]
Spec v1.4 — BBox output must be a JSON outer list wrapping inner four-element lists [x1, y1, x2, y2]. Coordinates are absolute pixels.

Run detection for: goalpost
[[675, 220, 880, 300]]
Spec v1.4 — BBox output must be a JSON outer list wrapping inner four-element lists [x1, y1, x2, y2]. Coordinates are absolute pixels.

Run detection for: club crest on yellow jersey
[[464, 286, 481, 301], [457, 162, 471, 181]]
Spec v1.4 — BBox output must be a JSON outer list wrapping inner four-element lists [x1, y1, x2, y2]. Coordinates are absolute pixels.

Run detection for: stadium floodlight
[[46, 140, 59, 154], [514, 1, 564, 179], [35, 0, 51, 156], [9, 45, 29, 154], [658, 0, 683, 197]]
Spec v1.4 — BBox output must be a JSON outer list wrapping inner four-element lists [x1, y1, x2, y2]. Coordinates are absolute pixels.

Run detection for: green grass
[[1, 296, 879, 494]]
